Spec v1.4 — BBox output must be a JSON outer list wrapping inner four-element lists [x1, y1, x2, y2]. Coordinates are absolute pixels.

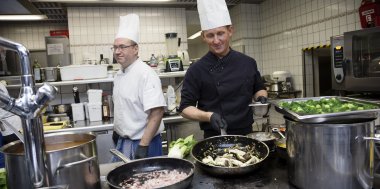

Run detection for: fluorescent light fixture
[[33, 0, 174, 2], [188, 31, 202, 40], [0, 15, 47, 21], [113, 0, 173, 1]]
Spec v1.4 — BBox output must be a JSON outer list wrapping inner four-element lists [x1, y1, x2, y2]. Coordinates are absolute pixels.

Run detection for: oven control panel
[[331, 35, 344, 83]]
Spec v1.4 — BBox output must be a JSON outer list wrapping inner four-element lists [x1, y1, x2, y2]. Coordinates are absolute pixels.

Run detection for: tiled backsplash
[[230, 4, 263, 68], [67, 7, 188, 64], [0, 23, 68, 50]]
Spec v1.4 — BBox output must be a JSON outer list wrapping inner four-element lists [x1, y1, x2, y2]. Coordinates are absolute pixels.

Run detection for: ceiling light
[[188, 31, 202, 40], [113, 0, 173, 1], [32, 0, 174, 2], [0, 15, 47, 21]]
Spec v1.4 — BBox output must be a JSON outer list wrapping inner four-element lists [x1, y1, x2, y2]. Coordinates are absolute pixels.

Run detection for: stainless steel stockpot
[[286, 117, 378, 189], [0, 132, 100, 189]]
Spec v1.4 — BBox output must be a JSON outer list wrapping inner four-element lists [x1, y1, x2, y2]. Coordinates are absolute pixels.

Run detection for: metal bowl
[[249, 103, 270, 117]]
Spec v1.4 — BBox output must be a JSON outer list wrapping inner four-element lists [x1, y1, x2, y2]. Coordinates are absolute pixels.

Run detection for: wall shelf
[[5, 71, 186, 88], [6, 78, 114, 88]]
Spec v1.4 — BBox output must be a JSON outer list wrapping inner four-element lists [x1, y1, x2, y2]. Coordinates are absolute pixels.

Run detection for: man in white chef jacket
[[112, 14, 166, 160]]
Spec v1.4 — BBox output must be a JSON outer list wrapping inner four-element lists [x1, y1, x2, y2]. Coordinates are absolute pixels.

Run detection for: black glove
[[210, 113, 228, 132], [135, 145, 149, 159], [256, 96, 268, 104]]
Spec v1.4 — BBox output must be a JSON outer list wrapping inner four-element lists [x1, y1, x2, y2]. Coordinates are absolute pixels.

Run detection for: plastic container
[[87, 89, 103, 103], [59, 64, 107, 81], [167, 85, 176, 113], [87, 102, 102, 122], [71, 103, 85, 121], [83, 102, 89, 120]]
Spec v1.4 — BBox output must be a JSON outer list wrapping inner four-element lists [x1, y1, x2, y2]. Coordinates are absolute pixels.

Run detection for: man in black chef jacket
[[178, 0, 268, 138]]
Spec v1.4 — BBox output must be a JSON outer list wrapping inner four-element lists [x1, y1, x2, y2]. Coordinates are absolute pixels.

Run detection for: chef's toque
[[197, 0, 232, 31], [115, 14, 140, 44]]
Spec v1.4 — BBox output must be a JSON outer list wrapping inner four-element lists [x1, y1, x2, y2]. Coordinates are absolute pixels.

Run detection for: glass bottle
[[100, 54, 106, 65], [149, 54, 158, 67], [32, 59, 42, 83], [102, 94, 110, 121], [73, 86, 80, 103]]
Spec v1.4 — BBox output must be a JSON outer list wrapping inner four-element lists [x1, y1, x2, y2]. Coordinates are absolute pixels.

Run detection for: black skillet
[[191, 135, 269, 177], [107, 149, 194, 189]]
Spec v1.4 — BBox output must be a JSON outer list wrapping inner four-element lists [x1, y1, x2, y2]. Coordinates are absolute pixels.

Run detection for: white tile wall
[[230, 4, 263, 69], [259, 0, 362, 124], [67, 7, 188, 64], [0, 23, 68, 50]]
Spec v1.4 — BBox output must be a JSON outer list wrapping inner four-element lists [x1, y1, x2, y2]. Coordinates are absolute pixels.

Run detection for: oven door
[[344, 27, 380, 92]]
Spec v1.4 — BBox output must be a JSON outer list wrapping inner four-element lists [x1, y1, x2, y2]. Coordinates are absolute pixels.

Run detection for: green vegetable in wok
[[279, 97, 377, 115]]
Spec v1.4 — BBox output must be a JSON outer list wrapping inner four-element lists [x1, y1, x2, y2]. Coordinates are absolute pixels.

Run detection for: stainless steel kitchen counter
[[45, 115, 189, 134], [98, 156, 295, 189]]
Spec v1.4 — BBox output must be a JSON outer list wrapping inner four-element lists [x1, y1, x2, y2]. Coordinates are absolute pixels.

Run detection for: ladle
[[272, 128, 285, 139]]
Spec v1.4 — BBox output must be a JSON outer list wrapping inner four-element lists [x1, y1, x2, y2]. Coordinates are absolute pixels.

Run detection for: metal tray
[[271, 96, 380, 123]]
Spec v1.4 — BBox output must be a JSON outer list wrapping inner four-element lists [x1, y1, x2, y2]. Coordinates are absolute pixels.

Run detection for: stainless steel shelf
[[158, 71, 186, 78], [44, 115, 188, 134], [6, 78, 114, 88], [6, 71, 186, 88]]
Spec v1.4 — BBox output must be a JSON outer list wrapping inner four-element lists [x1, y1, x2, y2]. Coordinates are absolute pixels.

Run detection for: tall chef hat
[[115, 14, 140, 44], [197, 0, 232, 31]]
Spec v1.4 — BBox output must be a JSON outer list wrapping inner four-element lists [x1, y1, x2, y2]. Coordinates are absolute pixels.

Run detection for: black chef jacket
[[179, 49, 265, 136]]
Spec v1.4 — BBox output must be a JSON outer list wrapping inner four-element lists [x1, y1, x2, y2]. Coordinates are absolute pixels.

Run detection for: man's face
[[201, 26, 233, 58], [113, 38, 138, 69]]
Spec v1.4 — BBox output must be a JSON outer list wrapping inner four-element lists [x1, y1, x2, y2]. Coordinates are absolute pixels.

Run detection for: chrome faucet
[[0, 37, 58, 188]]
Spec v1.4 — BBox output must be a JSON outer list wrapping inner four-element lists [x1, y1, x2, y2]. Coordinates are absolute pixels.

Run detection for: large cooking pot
[[0, 132, 100, 189], [107, 149, 194, 189], [191, 135, 269, 176], [286, 117, 378, 189]]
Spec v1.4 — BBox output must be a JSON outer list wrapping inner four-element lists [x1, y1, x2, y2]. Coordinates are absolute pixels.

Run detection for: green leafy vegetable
[[279, 97, 377, 115], [168, 135, 197, 159], [0, 168, 7, 189]]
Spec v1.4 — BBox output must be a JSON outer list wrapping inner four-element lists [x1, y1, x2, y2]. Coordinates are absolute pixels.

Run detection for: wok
[[191, 135, 269, 177], [107, 149, 194, 189]]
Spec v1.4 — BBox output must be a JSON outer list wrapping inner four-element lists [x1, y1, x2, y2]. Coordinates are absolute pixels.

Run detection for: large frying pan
[[107, 149, 194, 189], [191, 135, 269, 177]]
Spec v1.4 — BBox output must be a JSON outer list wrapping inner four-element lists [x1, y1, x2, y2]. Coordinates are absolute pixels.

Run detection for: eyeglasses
[[111, 44, 136, 52]]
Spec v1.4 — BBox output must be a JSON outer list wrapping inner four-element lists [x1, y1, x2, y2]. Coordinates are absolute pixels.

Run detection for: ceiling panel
[[0, 0, 265, 23]]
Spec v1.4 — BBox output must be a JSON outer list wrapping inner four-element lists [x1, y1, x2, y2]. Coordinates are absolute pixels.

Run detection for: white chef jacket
[[0, 83, 22, 136], [113, 58, 166, 140]]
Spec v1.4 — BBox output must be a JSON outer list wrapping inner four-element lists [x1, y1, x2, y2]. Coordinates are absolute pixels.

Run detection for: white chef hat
[[197, 0, 232, 31], [115, 14, 140, 44]]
